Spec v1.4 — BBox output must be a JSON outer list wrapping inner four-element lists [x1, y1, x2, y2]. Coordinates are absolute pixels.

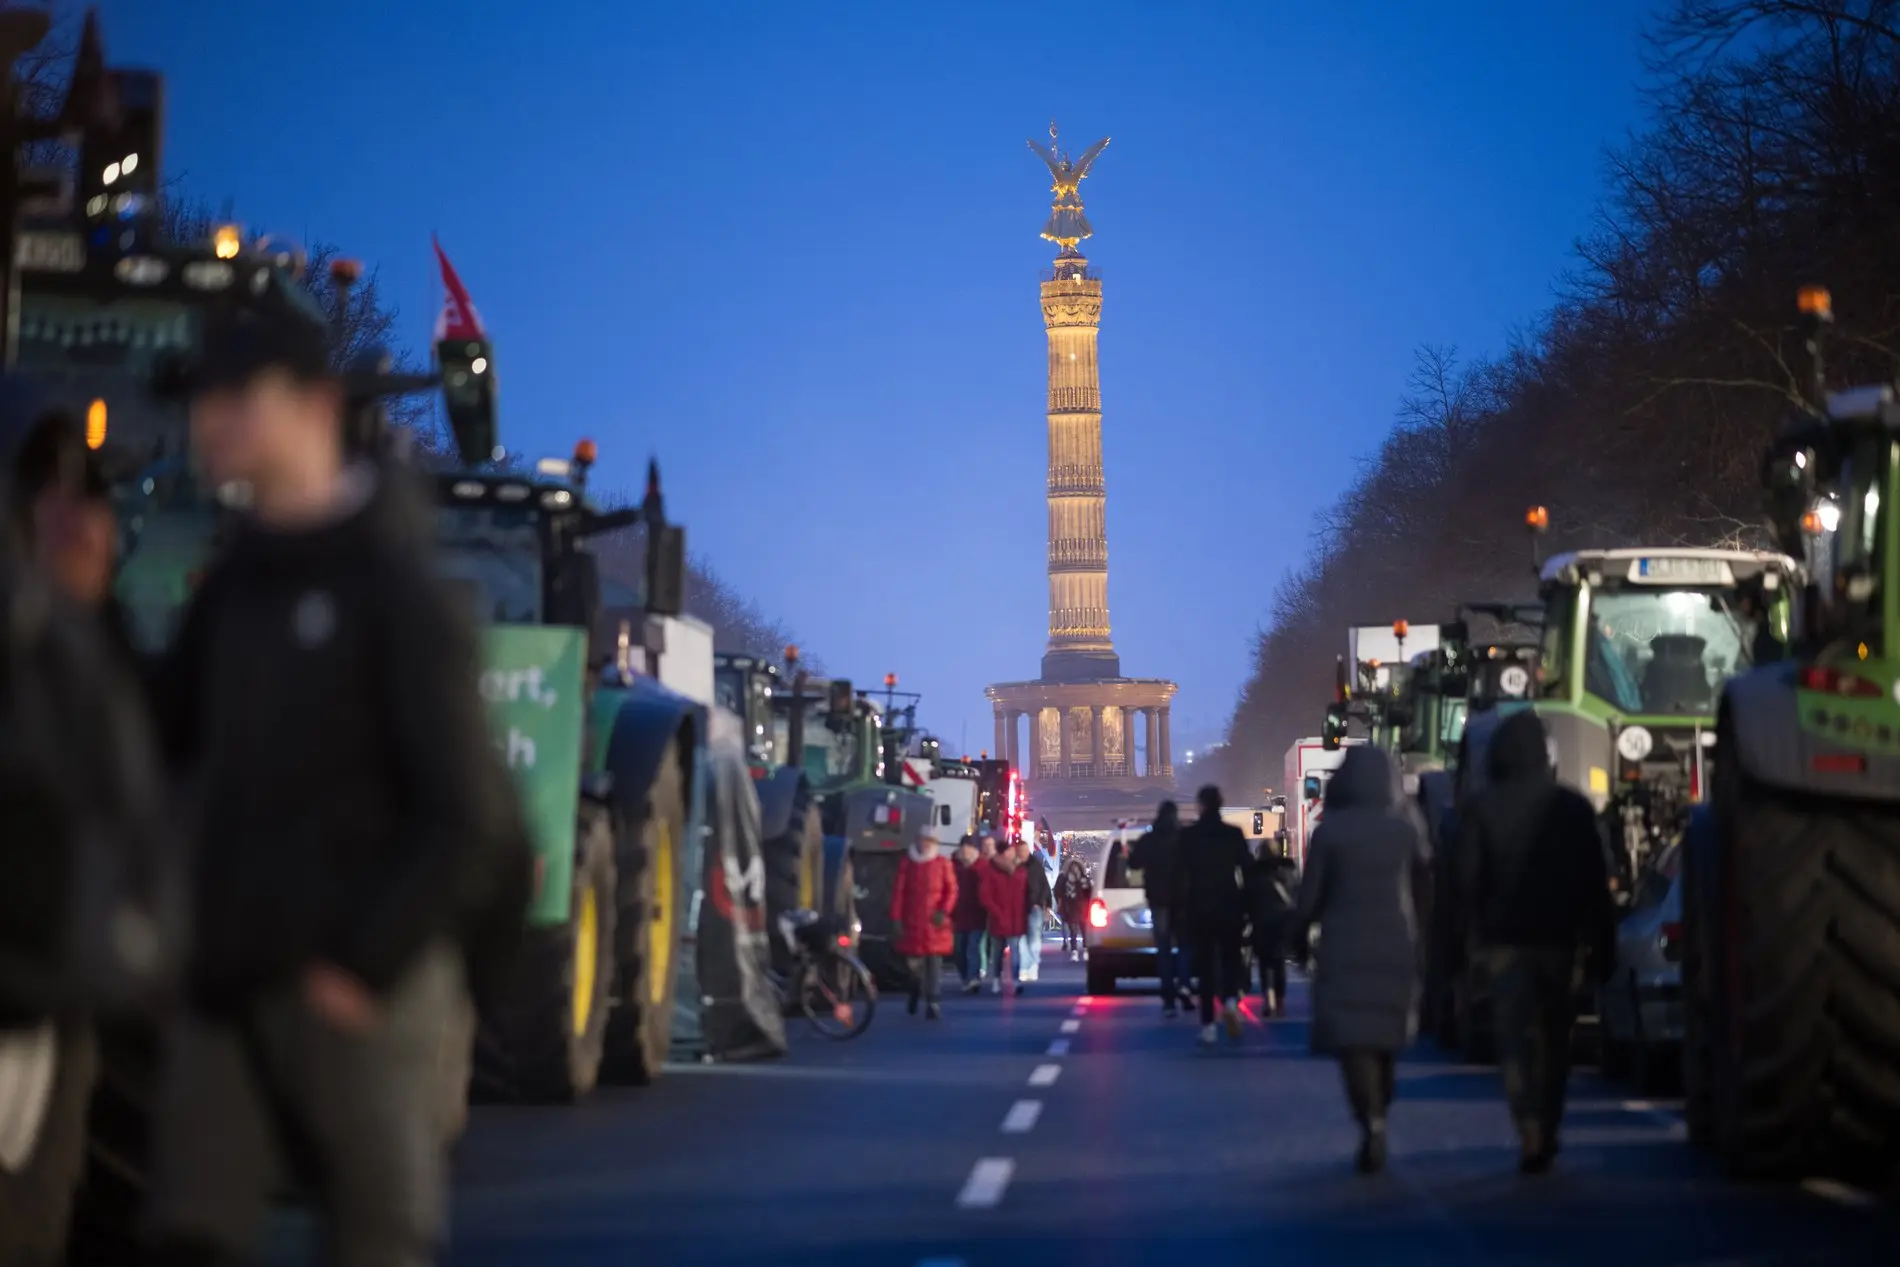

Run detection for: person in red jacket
[[891, 830, 959, 1019], [952, 839, 989, 994], [979, 843, 1031, 995]]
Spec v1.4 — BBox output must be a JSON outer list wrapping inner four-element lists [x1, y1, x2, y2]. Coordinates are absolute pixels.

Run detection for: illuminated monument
[[985, 124, 1178, 829]]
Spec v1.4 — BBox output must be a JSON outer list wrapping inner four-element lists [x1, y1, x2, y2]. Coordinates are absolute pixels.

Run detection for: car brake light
[[1659, 921, 1682, 962], [836, 933, 850, 948], [1799, 666, 1884, 698], [1088, 899, 1108, 929]]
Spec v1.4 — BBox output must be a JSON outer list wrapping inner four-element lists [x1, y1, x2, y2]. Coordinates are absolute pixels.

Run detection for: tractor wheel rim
[[572, 885, 599, 1038], [649, 820, 675, 1006]]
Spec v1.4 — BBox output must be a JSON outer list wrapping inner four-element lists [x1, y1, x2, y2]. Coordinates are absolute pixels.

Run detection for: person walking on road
[[1128, 801, 1187, 1017], [978, 841, 1029, 995], [1289, 745, 1430, 1175], [1174, 787, 1252, 1046], [1458, 711, 1615, 1174], [1057, 854, 1094, 960], [952, 839, 987, 994], [140, 311, 532, 1267], [1248, 848, 1297, 1018], [1017, 841, 1054, 988], [891, 830, 957, 1019]]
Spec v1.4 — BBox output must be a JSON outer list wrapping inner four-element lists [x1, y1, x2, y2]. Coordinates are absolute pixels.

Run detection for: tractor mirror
[[645, 524, 686, 617], [437, 337, 498, 466], [1321, 704, 1345, 751]]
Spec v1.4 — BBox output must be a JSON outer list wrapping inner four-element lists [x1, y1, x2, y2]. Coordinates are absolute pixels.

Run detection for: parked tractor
[[1681, 287, 1900, 1181]]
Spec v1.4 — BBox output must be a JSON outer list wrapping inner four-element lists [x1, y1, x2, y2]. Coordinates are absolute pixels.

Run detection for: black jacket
[[1173, 812, 1252, 933], [155, 467, 530, 1014], [1247, 854, 1296, 947], [1128, 819, 1181, 909], [1024, 854, 1054, 913], [1459, 711, 1614, 962]]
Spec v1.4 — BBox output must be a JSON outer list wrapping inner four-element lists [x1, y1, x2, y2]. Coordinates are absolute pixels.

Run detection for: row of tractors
[[1302, 287, 1898, 1186], [0, 14, 1030, 1256]]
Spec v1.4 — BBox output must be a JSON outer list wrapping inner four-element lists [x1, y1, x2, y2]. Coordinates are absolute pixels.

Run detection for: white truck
[[1282, 737, 1363, 869]]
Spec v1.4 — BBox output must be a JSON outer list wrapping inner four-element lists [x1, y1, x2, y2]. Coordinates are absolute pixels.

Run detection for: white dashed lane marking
[[1059, 1019, 1080, 1033], [1001, 1100, 1043, 1133], [1802, 1178, 1881, 1208], [1046, 1038, 1070, 1056], [1028, 1063, 1062, 1086], [955, 1158, 1015, 1209]]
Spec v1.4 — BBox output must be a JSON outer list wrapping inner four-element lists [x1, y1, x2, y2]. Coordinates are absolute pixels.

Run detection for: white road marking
[[955, 1157, 1015, 1209], [1060, 1019, 1080, 1033], [1046, 1038, 1070, 1055], [1028, 1063, 1062, 1086], [1620, 1100, 1688, 1140], [1802, 1178, 1881, 1208], [1001, 1100, 1043, 1133]]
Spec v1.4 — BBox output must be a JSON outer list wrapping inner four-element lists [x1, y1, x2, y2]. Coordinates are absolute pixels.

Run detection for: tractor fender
[[602, 678, 703, 823], [1722, 663, 1900, 803], [755, 766, 807, 843]]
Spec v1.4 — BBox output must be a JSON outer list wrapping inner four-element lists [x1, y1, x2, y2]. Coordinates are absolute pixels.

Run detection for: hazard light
[[1799, 666, 1882, 697], [1088, 898, 1108, 929]]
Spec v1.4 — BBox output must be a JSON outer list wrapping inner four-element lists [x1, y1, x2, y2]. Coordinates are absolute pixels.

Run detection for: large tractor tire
[[601, 747, 685, 1086], [473, 810, 618, 1103], [1693, 759, 1900, 1181], [852, 850, 910, 992]]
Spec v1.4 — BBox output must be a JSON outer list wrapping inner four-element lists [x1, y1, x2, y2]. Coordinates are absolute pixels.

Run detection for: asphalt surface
[[412, 942, 1898, 1267]]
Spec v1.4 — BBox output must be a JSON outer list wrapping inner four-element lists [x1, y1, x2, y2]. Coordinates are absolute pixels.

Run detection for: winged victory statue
[[1028, 122, 1109, 251]]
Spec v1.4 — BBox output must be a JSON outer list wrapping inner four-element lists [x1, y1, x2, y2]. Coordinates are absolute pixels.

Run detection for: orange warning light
[[1393, 619, 1409, 639], [1525, 505, 1550, 532], [573, 438, 598, 465], [1797, 286, 1833, 319]]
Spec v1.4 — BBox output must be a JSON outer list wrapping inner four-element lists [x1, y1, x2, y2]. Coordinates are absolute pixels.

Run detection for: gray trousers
[[145, 945, 463, 1267], [1485, 945, 1582, 1144]]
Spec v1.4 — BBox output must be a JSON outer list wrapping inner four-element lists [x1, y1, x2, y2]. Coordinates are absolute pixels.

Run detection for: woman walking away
[[1290, 745, 1429, 1175], [1057, 854, 1094, 960], [1249, 848, 1297, 1018], [952, 839, 987, 993], [891, 830, 958, 1019], [978, 841, 1030, 995]]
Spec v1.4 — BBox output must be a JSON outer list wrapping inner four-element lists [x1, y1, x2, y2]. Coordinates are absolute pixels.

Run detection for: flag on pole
[[432, 235, 486, 343]]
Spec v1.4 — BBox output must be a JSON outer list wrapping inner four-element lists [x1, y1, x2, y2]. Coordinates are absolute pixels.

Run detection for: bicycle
[[773, 910, 878, 1040]]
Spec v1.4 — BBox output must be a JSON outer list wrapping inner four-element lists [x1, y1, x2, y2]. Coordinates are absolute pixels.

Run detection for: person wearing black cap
[[139, 305, 529, 1267]]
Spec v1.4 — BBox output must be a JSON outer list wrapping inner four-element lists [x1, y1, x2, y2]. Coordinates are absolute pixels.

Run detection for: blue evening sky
[[97, 0, 1657, 756]]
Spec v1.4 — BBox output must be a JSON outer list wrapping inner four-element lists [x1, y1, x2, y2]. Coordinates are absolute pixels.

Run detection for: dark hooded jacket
[[156, 464, 532, 1014], [1459, 711, 1614, 959], [1127, 802, 1182, 910], [1173, 807, 1252, 933], [1290, 746, 1428, 1054]]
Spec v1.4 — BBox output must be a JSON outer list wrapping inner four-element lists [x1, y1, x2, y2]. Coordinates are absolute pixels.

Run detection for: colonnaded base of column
[[983, 674, 1181, 832]]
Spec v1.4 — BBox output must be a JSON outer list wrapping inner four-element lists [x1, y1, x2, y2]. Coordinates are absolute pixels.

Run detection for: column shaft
[[1159, 707, 1173, 777], [1058, 707, 1073, 778], [1145, 709, 1160, 778], [1089, 705, 1105, 778]]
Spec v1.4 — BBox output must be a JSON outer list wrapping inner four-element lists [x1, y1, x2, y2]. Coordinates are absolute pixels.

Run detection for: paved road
[[436, 953, 1894, 1267]]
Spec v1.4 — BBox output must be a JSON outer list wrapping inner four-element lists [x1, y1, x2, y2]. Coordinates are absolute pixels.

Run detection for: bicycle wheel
[[802, 954, 877, 1040]]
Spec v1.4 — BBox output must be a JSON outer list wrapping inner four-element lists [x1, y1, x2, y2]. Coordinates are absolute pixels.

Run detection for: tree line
[[1217, 0, 1900, 796]]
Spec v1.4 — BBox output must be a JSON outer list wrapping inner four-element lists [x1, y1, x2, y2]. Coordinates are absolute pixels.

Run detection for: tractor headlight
[[1616, 726, 1654, 763]]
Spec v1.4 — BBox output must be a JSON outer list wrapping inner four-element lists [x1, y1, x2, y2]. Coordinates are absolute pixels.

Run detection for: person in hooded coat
[[1056, 854, 1094, 960], [890, 830, 957, 1019], [1289, 745, 1429, 1175], [1174, 786, 1252, 1044], [1127, 801, 1188, 1016], [1247, 848, 1297, 1018], [1459, 710, 1614, 1173]]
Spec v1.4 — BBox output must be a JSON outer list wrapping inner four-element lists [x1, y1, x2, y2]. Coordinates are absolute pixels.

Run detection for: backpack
[[0, 556, 183, 1027]]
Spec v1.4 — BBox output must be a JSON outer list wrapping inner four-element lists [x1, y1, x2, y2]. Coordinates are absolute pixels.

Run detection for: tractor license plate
[[1633, 557, 1728, 585]]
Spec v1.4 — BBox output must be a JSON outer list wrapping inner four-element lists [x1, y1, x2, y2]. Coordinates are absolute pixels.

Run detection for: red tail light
[[1799, 666, 1884, 698], [836, 934, 851, 948], [1659, 921, 1683, 962], [1088, 899, 1108, 929], [1689, 757, 1701, 802]]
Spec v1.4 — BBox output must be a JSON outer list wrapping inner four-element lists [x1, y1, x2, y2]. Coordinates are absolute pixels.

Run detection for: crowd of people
[[889, 831, 1067, 1016]]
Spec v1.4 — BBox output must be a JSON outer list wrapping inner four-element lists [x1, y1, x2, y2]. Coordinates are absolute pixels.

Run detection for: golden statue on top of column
[[1027, 121, 1109, 251]]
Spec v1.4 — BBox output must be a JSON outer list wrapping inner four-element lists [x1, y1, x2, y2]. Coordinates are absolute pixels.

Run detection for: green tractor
[[1682, 287, 1900, 1181], [1449, 514, 1800, 1061]]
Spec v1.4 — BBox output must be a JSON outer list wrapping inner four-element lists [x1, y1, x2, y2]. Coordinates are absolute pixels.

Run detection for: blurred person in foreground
[[139, 308, 530, 1267], [1458, 711, 1614, 1174], [1289, 746, 1429, 1175], [1174, 786, 1251, 1045], [951, 839, 988, 993], [1127, 801, 1187, 1016], [891, 830, 957, 1019], [0, 388, 174, 1266]]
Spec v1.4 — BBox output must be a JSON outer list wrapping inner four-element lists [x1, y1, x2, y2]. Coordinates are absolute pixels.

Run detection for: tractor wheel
[[473, 810, 618, 1103], [1702, 760, 1900, 1181], [602, 747, 685, 1086], [852, 851, 911, 991], [64, 1024, 155, 1264]]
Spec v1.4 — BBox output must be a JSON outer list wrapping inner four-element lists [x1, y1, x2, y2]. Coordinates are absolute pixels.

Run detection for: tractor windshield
[[433, 502, 543, 624], [772, 698, 863, 787], [16, 289, 216, 653], [1583, 587, 1759, 716]]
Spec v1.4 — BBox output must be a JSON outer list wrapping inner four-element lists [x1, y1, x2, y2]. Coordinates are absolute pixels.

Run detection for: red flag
[[432, 235, 486, 342]]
